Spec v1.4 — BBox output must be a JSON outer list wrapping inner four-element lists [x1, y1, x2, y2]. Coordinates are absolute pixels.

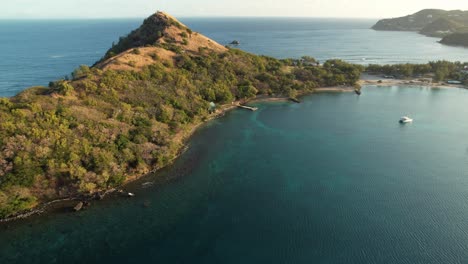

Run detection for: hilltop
[[372, 9, 468, 46], [0, 11, 363, 219], [96, 11, 227, 71]]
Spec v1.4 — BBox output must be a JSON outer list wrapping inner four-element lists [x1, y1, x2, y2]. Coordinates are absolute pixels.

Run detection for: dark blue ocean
[[1, 17, 468, 97], [2, 18, 468, 264]]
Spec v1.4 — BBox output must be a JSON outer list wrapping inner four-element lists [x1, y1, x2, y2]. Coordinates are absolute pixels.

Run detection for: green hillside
[[440, 32, 468, 46], [372, 9, 468, 46], [0, 12, 364, 219]]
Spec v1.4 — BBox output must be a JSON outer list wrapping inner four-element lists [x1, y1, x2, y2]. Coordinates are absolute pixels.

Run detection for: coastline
[[248, 86, 356, 104], [0, 86, 355, 223], [3, 79, 464, 223], [360, 73, 467, 89]]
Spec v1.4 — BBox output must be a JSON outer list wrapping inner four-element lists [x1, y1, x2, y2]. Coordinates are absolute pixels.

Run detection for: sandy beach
[[360, 73, 466, 89]]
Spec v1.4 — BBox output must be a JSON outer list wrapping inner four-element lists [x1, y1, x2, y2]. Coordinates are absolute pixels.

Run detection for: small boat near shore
[[399, 116, 413, 123]]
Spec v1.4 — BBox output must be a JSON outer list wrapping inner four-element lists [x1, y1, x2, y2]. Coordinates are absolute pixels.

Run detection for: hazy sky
[[2, 0, 468, 19]]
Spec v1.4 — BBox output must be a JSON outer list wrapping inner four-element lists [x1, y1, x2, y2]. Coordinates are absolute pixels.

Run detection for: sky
[[1, 0, 468, 19]]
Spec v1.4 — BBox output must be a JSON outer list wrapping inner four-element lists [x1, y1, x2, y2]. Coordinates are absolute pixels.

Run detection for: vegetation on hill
[[0, 12, 364, 218], [420, 18, 463, 37], [99, 12, 189, 62], [372, 9, 468, 46], [372, 9, 451, 31], [440, 32, 468, 47]]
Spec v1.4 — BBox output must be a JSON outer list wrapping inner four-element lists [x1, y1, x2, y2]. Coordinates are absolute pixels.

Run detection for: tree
[[237, 83, 258, 99]]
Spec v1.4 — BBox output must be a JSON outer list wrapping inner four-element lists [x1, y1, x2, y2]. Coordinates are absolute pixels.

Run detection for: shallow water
[[2, 86, 468, 263]]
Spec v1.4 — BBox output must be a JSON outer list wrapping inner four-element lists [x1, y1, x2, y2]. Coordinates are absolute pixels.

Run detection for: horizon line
[[0, 15, 382, 20]]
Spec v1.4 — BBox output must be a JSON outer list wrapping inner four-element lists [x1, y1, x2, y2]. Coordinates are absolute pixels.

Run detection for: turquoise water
[[2, 18, 468, 97], [2, 86, 468, 263]]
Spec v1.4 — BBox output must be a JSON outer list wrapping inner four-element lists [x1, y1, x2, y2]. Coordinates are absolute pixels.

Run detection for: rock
[[73, 202, 83, 212], [95, 192, 105, 200], [230, 40, 240, 45]]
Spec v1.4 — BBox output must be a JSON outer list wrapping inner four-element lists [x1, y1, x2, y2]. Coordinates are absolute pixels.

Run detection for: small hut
[[209, 102, 216, 113]]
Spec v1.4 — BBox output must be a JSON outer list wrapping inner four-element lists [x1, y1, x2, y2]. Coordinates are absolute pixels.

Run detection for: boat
[[399, 116, 413, 123], [127, 192, 135, 197]]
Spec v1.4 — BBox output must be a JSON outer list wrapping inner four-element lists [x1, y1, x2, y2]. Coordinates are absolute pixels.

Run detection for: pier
[[236, 103, 258, 111]]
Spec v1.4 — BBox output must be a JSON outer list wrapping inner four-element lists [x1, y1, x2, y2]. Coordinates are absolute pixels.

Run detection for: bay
[[2, 16, 468, 263], [2, 86, 468, 263]]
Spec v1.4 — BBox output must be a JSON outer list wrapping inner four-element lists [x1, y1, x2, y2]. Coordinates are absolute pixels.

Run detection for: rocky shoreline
[[0, 188, 122, 223]]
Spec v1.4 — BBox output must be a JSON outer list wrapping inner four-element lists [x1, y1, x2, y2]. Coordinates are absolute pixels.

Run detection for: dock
[[236, 104, 258, 111]]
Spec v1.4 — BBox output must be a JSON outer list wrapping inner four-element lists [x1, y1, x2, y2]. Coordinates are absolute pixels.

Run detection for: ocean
[[2, 18, 468, 264], [1, 17, 468, 97], [2, 86, 468, 263]]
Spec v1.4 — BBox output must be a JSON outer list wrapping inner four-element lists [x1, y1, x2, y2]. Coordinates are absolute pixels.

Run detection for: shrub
[[150, 53, 159, 61], [72, 65, 91, 80]]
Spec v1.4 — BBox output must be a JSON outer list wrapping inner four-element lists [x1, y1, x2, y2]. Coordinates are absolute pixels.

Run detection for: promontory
[[0, 11, 363, 219], [372, 9, 468, 47]]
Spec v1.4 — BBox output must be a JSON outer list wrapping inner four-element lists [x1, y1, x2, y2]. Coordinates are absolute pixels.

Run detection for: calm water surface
[[2, 86, 468, 263], [1, 18, 468, 96]]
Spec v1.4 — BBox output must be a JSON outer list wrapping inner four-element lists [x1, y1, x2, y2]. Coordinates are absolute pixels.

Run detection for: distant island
[[372, 9, 468, 47]]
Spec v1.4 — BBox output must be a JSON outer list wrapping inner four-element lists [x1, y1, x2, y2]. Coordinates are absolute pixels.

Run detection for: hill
[[420, 18, 463, 37], [372, 9, 468, 46], [0, 11, 364, 219], [372, 9, 451, 31], [95, 11, 227, 71]]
